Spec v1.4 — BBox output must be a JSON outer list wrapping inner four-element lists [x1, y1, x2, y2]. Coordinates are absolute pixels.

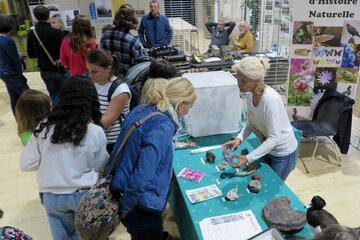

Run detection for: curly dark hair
[[34, 76, 102, 146], [113, 4, 138, 30]]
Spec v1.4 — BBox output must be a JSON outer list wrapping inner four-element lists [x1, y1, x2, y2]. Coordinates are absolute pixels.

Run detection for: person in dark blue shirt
[[138, 0, 172, 48], [0, 14, 29, 115]]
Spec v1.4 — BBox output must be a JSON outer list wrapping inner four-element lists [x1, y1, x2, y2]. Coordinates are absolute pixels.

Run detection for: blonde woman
[[49, 15, 65, 31], [110, 77, 196, 240], [140, 77, 167, 105], [223, 56, 298, 181]]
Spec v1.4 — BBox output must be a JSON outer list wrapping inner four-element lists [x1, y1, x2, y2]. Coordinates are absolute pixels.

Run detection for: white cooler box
[[183, 71, 241, 137]]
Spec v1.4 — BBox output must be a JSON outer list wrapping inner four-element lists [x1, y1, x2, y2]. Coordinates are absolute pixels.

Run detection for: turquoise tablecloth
[[170, 130, 312, 240]]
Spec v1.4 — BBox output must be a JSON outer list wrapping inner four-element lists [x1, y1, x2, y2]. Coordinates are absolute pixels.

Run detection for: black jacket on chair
[[313, 90, 355, 154]]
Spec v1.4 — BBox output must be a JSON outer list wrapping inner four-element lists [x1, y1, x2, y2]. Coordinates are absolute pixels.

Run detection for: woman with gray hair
[[223, 56, 298, 180]]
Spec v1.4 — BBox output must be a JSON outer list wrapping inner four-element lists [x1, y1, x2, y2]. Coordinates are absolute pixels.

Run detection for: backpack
[[0, 226, 32, 240], [125, 61, 151, 93], [108, 77, 141, 111]]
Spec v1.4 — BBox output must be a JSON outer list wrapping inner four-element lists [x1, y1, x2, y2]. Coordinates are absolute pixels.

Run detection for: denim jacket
[[110, 104, 178, 216]]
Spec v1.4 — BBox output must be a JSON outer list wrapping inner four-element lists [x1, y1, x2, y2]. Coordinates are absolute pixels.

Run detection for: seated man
[[234, 20, 254, 54], [205, 20, 235, 52]]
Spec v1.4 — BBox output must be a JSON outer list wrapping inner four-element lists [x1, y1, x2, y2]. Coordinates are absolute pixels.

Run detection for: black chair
[[291, 98, 343, 173]]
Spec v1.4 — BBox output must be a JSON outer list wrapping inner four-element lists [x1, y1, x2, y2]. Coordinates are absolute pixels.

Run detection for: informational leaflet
[[199, 210, 262, 240], [177, 168, 206, 183], [185, 184, 222, 203]]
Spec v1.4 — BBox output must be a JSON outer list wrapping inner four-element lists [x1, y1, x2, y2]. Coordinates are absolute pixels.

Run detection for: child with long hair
[[15, 89, 51, 146], [20, 77, 108, 240], [60, 15, 97, 76], [86, 49, 131, 154], [110, 77, 196, 240]]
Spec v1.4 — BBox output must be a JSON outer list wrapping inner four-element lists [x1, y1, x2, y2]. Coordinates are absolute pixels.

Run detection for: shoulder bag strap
[[33, 28, 56, 66], [103, 111, 163, 176]]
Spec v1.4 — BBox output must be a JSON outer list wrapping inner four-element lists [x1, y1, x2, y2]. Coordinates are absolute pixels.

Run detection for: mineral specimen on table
[[234, 162, 261, 177], [226, 188, 240, 201], [217, 162, 227, 171], [248, 180, 261, 193], [205, 151, 216, 163], [261, 197, 307, 232], [251, 173, 261, 180]]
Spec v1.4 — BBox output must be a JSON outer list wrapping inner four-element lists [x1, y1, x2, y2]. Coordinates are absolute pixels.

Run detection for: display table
[[170, 131, 312, 240]]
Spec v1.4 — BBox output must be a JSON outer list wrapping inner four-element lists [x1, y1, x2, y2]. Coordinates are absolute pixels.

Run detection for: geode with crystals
[[261, 197, 306, 232]]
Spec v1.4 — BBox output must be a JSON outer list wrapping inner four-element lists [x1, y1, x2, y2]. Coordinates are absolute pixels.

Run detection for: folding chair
[[291, 98, 344, 173]]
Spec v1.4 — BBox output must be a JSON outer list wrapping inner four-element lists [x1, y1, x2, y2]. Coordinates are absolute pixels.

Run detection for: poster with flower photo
[[314, 67, 337, 92], [288, 2, 360, 119], [287, 59, 315, 106]]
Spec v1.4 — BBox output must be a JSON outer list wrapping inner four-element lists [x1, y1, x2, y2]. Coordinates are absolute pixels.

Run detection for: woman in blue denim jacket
[[110, 77, 196, 240]]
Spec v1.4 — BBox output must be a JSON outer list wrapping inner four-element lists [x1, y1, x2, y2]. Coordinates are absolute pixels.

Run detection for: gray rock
[[262, 197, 307, 232], [226, 188, 240, 201], [248, 180, 261, 193]]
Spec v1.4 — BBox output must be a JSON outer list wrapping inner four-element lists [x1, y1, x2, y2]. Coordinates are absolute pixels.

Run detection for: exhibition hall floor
[[1, 72, 360, 239]]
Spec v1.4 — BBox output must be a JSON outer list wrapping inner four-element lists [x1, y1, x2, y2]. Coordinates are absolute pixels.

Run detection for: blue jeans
[[42, 191, 87, 240], [0, 74, 29, 115], [40, 71, 66, 106], [264, 150, 297, 181]]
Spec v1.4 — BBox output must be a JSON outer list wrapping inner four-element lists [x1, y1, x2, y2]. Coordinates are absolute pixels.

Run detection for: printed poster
[[288, 1, 360, 119]]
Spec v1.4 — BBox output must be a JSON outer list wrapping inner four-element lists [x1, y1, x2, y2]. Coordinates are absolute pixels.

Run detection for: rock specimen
[[248, 180, 261, 193], [251, 173, 261, 180], [217, 162, 227, 171], [262, 197, 307, 232], [205, 151, 216, 163], [234, 162, 261, 177], [226, 188, 239, 201]]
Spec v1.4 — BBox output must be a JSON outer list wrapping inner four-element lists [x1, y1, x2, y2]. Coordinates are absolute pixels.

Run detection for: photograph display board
[[89, 0, 124, 25], [288, 0, 360, 119]]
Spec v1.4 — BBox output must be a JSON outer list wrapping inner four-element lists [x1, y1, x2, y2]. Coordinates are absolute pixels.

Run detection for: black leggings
[[121, 206, 164, 240]]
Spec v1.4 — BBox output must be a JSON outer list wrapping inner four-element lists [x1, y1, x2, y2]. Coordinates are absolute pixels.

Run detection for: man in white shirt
[[223, 56, 298, 180]]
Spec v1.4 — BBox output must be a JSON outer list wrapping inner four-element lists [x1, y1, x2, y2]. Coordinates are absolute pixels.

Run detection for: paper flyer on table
[[185, 184, 222, 203], [199, 210, 262, 240], [177, 167, 206, 182]]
